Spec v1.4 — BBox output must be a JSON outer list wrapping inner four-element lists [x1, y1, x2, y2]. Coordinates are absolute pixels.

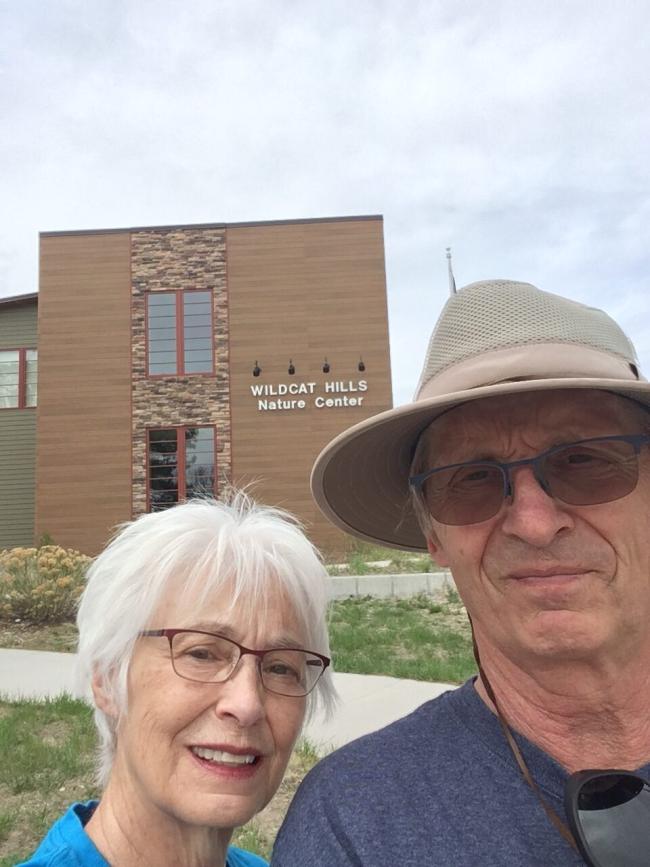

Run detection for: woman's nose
[[214, 655, 267, 726]]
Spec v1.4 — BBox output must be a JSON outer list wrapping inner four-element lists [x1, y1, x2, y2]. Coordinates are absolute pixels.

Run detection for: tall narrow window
[[25, 349, 38, 407], [148, 429, 179, 511], [147, 293, 177, 375], [146, 290, 214, 376], [0, 350, 19, 408], [0, 348, 37, 409], [148, 426, 216, 511], [183, 291, 213, 373]]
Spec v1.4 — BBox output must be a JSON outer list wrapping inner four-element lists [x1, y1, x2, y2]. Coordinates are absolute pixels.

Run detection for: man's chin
[[518, 610, 609, 659]]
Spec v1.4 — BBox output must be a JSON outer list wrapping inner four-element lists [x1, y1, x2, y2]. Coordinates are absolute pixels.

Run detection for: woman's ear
[[91, 671, 118, 718]]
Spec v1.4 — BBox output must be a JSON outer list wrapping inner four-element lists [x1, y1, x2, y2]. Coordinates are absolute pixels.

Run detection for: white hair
[[76, 492, 337, 786]]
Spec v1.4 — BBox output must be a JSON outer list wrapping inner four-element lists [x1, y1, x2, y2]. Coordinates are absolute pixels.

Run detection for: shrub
[[0, 545, 92, 624]]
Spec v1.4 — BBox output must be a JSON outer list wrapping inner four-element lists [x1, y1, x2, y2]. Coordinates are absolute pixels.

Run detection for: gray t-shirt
[[272, 679, 650, 866]]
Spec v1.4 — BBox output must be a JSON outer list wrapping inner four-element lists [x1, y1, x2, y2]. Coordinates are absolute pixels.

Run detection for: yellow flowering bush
[[0, 545, 92, 623]]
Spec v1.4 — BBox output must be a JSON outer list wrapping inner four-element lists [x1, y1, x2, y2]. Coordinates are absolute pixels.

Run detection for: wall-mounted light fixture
[[322, 358, 330, 373], [253, 361, 261, 377], [358, 356, 366, 372], [288, 359, 295, 375]]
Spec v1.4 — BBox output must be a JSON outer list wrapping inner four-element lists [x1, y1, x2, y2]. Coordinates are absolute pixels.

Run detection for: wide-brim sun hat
[[311, 279, 650, 552]]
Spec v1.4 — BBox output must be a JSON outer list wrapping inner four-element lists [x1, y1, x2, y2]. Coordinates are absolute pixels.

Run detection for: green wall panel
[[0, 299, 38, 548]]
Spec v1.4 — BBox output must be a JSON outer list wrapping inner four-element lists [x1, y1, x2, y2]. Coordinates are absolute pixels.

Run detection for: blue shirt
[[272, 678, 650, 866], [19, 801, 267, 866]]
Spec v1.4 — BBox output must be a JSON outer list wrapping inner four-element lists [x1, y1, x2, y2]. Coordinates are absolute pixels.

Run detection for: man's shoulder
[[272, 698, 467, 866], [273, 679, 581, 866]]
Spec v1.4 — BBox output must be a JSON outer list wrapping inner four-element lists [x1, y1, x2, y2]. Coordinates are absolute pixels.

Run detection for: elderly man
[[272, 280, 650, 866]]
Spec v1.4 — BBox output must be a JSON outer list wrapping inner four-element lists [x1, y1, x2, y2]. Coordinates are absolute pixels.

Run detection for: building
[[0, 215, 392, 555]]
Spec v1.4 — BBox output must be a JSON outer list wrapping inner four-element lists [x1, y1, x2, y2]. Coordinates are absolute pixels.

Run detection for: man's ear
[[427, 534, 450, 569], [91, 671, 119, 719]]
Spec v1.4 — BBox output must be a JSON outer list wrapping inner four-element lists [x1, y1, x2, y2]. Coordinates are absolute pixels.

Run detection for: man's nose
[[500, 465, 574, 546]]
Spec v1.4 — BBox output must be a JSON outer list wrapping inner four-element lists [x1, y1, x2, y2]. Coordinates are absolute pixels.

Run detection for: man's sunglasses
[[409, 434, 650, 526], [565, 769, 650, 866]]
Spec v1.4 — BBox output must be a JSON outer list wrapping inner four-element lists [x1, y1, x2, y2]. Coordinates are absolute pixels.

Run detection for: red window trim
[[145, 424, 217, 512], [0, 346, 36, 411], [145, 288, 215, 378]]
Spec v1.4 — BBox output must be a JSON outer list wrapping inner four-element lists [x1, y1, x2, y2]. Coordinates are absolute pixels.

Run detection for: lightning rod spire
[[446, 247, 457, 295]]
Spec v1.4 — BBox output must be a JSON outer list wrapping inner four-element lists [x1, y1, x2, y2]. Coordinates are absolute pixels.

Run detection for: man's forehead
[[423, 390, 643, 457]]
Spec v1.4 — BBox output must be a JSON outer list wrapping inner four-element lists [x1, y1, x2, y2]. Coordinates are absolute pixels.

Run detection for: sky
[[2, 0, 650, 406]]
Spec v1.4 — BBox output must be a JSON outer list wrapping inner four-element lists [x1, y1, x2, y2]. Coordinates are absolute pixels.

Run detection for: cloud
[[2, 0, 649, 398]]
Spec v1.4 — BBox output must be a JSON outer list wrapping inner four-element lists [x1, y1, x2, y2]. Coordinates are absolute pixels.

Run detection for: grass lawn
[[0, 694, 319, 864], [0, 695, 98, 865], [329, 592, 475, 684], [326, 542, 436, 575]]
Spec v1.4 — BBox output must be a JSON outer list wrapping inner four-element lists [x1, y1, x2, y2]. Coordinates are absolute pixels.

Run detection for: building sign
[[250, 379, 368, 411]]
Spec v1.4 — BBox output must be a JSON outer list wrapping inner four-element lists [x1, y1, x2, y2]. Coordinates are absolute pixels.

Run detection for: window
[[146, 290, 214, 375], [148, 427, 216, 511], [0, 348, 37, 409]]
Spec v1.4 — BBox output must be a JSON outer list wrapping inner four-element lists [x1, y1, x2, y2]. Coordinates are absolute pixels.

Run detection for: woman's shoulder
[[17, 801, 105, 866], [227, 846, 268, 866]]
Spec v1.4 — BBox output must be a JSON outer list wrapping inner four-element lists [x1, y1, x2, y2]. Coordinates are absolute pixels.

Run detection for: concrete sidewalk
[[0, 648, 456, 751], [304, 672, 454, 749]]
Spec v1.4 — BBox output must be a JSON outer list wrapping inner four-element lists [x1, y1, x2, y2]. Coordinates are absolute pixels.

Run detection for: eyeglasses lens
[[260, 650, 325, 696], [542, 440, 639, 506], [576, 775, 650, 867], [171, 632, 238, 682], [170, 632, 324, 696], [423, 439, 640, 526], [423, 464, 504, 526]]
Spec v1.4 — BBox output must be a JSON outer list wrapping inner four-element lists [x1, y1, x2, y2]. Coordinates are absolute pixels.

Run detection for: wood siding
[[36, 233, 132, 554], [227, 218, 392, 555], [0, 299, 37, 547]]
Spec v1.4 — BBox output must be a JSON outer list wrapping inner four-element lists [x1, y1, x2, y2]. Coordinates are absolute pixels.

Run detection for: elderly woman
[[22, 494, 336, 866]]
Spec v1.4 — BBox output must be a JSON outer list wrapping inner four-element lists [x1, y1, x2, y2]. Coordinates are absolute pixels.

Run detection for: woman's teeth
[[192, 746, 257, 765]]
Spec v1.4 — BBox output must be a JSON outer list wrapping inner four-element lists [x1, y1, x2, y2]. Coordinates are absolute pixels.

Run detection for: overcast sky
[[2, 0, 649, 405]]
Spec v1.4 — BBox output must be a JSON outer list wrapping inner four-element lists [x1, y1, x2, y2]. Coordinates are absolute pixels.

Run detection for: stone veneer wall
[[131, 228, 230, 517]]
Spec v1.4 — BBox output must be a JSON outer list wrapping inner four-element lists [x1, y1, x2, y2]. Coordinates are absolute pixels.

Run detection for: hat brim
[[311, 377, 650, 552]]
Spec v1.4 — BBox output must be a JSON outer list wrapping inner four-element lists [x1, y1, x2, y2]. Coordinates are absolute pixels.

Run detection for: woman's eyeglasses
[[409, 434, 650, 526], [140, 629, 330, 697]]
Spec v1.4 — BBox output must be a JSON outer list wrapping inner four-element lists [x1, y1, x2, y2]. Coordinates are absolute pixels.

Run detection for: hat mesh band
[[416, 281, 637, 395]]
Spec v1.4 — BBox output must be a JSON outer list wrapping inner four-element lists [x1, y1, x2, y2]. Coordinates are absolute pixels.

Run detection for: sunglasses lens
[[576, 774, 650, 867], [423, 463, 504, 525], [544, 439, 639, 507], [421, 438, 642, 526]]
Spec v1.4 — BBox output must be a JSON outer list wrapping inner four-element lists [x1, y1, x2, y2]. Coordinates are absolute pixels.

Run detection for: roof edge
[[40, 214, 384, 238], [0, 292, 38, 306]]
